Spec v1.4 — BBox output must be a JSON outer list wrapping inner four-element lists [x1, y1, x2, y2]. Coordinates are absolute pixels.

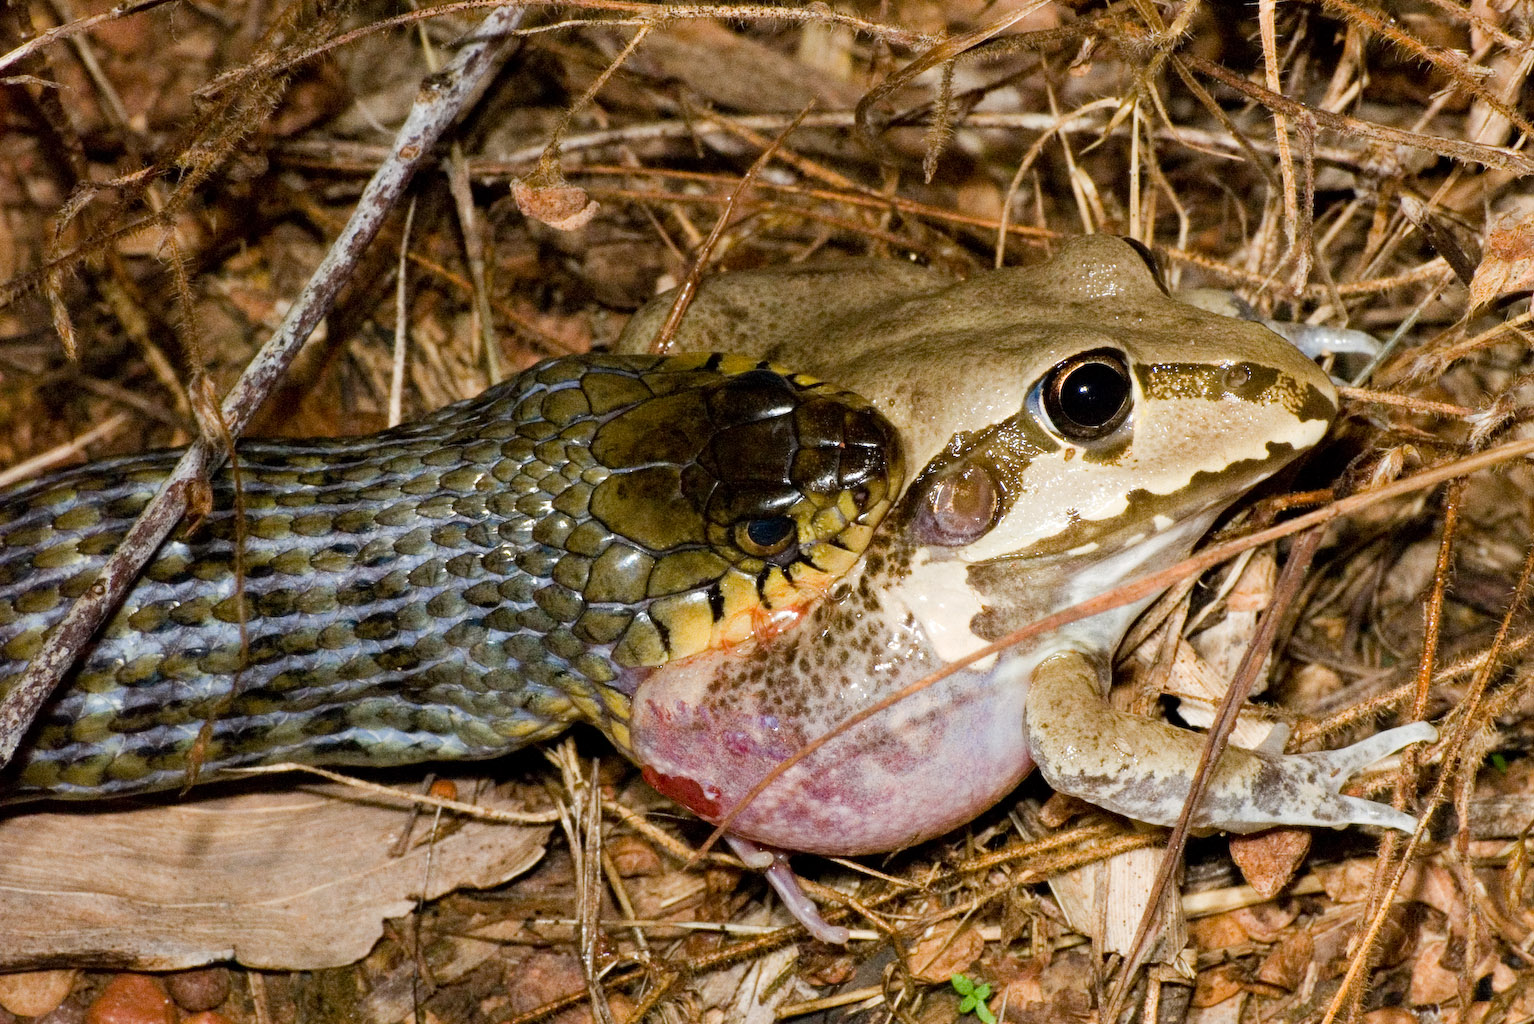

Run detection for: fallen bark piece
[[0, 780, 548, 971]]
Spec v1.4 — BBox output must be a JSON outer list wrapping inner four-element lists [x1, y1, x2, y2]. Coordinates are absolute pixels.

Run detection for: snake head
[[580, 354, 904, 671]]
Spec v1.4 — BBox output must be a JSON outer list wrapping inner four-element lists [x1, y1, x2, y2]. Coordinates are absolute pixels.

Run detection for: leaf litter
[[1, 1, 1533, 1022]]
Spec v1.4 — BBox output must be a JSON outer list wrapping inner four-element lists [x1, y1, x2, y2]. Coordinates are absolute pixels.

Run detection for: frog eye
[[734, 516, 798, 559], [1040, 350, 1132, 441], [911, 464, 1001, 547]]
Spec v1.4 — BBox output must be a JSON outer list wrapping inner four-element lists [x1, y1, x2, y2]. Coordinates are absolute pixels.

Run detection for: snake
[[0, 352, 902, 800]]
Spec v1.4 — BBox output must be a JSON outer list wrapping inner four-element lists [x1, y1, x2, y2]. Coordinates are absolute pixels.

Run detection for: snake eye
[[1040, 350, 1132, 441], [734, 516, 798, 559]]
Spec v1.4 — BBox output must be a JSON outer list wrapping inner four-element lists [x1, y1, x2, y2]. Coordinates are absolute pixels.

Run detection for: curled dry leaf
[[512, 177, 599, 231], [1229, 901, 1299, 942], [1254, 929, 1312, 990], [1191, 962, 1246, 1008], [1469, 210, 1534, 312]]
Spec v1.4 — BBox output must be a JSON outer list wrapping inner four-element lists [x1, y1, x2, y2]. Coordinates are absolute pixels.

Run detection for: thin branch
[[1183, 52, 1534, 175]]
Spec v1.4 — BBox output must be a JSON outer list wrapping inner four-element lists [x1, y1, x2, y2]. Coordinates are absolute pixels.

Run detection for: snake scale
[[0, 352, 901, 800]]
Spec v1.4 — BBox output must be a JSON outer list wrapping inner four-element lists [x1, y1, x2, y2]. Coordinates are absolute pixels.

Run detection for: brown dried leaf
[[1401, 862, 1464, 920], [0, 781, 547, 970], [606, 834, 663, 877], [1409, 936, 1459, 1005], [1188, 912, 1249, 953], [1362, 1010, 1419, 1024], [1254, 930, 1313, 990], [984, 954, 1044, 1010], [1228, 828, 1310, 898], [1192, 962, 1245, 1007], [1313, 858, 1375, 902], [909, 921, 984, 984], [512, 179, 599, 232], [1036, 792, 1091, 828], [1469, 211, 1534, 312], [1229, 901, 1298, 942]]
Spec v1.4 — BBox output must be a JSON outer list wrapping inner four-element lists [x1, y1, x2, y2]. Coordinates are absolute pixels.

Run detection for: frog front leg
[[1025, 650, 1436, 833]]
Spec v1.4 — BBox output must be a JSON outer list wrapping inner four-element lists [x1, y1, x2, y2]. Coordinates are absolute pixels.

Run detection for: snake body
[[0, 352, 900, 800]]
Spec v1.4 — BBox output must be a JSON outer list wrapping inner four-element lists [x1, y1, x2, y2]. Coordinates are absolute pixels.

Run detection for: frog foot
[[1027, 651, 1438, 836], [726, 836, 850, 944], [1266, 721, 1438, 833]]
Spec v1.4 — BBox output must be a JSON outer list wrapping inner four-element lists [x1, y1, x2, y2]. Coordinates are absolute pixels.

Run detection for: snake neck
[[0, 353, 900, 801]]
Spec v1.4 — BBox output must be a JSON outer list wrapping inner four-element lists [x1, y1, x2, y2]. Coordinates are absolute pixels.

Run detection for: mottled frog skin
[[616, 236, 1433, 862]]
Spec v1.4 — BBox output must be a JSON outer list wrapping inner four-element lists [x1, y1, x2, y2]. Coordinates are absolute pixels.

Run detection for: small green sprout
[[949, 974, 996, 1024], [1490, 752, 1510, 774]]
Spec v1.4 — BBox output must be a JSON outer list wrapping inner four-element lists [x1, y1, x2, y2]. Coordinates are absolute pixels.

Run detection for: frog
[[613, 234, 1435, 941]]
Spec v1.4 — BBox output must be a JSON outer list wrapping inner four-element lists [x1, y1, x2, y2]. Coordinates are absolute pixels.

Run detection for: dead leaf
[[1188, 912, 1249, 953], [1228, 829, 1310, 898], [1313, 858, 1375, 902], [1409, 936, 1459, 1005], [1229, 902, 1299, 943], [1362, 1010, 1418, 1024], [1192, 962, 1245, 1007], [1400, 861, 1464, 921], [984, 955, 1044, 1010], [1254, 930, 1313, 990], [606, 834, 663, 877], [630, 21, 863, 114], [0, 780, 547, 970], [513, 178, 599, 232], [1037, 792, 1091, 828], [1048, 843, 1186, 958], [1469, 210, 1534, 312], [909, 921, 984, 983]]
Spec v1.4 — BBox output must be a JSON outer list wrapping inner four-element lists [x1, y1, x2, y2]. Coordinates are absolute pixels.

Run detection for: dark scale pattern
[[0, 353, 900, 800]]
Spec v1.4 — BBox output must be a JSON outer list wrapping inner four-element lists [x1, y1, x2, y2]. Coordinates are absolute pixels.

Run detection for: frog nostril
[[1221, 364, 1253, 392]]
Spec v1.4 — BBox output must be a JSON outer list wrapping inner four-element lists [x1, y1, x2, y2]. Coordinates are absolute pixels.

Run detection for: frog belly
[[629, 653, 1032, 855]]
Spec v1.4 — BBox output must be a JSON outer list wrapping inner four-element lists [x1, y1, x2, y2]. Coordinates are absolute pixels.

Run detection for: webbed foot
[[727, 835, 850, 943], [1271, 721, 1438, 833], [1027, 651, 1438, 835]]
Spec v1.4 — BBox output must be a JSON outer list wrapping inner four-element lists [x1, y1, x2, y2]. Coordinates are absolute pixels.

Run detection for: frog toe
[[1270, 720, 1438, 834], [1298, 721, 1437, 786], [1221, 721, 1436, 833], [727, 836, 850, 944], [1323, 794, 1421, 834]]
